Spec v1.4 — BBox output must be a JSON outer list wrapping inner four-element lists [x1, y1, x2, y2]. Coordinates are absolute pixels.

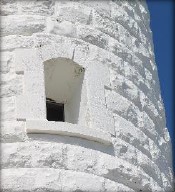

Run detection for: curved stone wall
[[1, 0, 173, 191]]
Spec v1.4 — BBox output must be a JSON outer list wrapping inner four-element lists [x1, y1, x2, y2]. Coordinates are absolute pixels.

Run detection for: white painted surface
[[0, 0, 173, 191], [44, 58, 85, 124], [26, 120, 112, 145]]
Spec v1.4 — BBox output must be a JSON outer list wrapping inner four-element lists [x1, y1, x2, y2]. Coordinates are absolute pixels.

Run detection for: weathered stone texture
[[0, 0, 173, 191]]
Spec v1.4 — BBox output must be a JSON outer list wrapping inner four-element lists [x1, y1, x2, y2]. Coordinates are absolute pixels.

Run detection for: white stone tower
[[1, 0, 173, 191]]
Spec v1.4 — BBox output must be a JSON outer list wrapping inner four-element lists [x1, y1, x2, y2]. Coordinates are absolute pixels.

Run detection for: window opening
[[44, 58, 85, 124], [46, 98, 65, 122]]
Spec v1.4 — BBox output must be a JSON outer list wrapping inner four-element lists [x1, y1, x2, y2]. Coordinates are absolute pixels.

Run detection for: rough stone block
[[0, 51, 13, 73], [54, 3, 92, 25], [0, 97, 16, 121], [1, 15, 46, 36], [0, 121, 27, 143]]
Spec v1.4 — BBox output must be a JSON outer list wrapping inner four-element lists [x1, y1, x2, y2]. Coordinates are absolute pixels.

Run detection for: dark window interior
[[46, 98, 64, 122]]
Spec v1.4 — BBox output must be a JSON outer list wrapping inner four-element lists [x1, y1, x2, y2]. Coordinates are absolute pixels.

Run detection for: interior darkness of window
[[46, 98, 64, 122]]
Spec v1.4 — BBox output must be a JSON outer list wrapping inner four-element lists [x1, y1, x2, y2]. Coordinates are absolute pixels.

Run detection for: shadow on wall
[[28, 133, 115, 156]]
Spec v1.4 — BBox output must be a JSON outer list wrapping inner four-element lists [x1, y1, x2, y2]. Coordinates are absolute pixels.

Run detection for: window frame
[[15, 45, 115, 145]]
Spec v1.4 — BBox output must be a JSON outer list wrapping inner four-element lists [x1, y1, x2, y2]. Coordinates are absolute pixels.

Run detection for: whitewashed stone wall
[[0, 0, 173, 191]]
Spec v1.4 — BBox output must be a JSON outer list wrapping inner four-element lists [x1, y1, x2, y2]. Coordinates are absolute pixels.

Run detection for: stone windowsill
[[26, 120, 112, 145]]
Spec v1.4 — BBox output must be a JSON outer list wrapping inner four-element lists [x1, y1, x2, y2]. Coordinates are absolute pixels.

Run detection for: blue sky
[[146, 0, 174, 172]]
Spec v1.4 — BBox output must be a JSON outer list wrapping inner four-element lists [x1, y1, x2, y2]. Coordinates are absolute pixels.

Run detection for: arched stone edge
[[26, 120, 112, 145], [1, 168, 135, 192]]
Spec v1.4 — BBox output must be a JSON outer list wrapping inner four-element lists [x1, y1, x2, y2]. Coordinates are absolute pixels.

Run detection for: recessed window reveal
[[44, 58, 85, 124]]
